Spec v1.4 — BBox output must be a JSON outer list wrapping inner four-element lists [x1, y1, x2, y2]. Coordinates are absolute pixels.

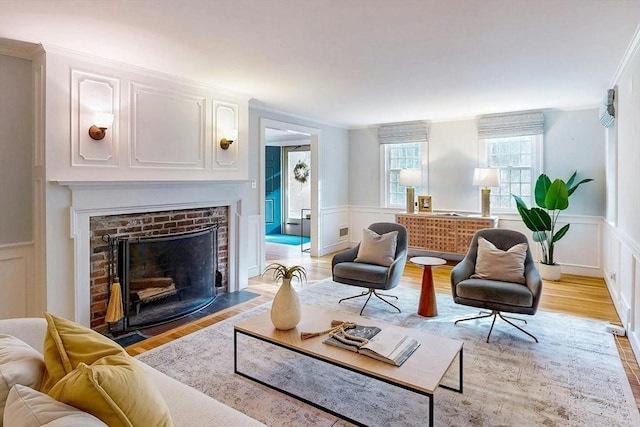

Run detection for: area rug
[[137, 279, 640, 427], [266, 233, 310, 246]]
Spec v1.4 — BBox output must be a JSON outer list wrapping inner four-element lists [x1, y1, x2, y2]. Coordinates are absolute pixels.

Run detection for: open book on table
[[323, 325, 420, 366]]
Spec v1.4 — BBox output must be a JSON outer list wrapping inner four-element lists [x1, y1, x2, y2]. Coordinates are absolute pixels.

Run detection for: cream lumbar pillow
[[471, 237, 527, 284], [354, 228, 399, 267], [0, 335, 45, 426], [4, 384, 106, 427]]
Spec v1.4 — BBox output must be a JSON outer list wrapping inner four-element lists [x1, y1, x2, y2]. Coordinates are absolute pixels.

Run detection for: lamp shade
[[472, 168, 499, 187], [399, 169, 422, 187]]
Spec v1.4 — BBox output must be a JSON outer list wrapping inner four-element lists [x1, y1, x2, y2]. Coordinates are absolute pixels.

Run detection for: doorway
[[282, 145, 310, 238], [260, 118, 320, 264], [264, 129, 311, 249]]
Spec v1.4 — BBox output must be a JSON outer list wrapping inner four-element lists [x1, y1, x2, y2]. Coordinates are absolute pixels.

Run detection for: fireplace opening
[[116, 226, 219, 329]]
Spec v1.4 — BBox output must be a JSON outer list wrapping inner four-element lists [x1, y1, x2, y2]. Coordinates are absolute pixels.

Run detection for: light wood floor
[[126, 243, 640, 410]]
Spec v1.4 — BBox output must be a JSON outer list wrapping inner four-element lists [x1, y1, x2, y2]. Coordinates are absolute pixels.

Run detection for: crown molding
[[0, 38, 44, 60], [610, 24, 640, 87]]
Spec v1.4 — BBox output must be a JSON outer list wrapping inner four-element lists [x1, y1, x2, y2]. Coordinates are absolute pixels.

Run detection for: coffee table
[[234, 304, 463, 427], [410, 256, 447, 317]]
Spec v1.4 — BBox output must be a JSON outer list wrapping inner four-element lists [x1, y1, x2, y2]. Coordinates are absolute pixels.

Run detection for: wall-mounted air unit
[[599, 88, 615, 128]]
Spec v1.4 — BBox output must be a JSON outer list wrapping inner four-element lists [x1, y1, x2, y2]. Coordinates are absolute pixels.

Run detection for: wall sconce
[[88, 112, 115, 141], [219, 129, 238, 150], [399, 169, 422, 214], [472, 168, 500, 217]]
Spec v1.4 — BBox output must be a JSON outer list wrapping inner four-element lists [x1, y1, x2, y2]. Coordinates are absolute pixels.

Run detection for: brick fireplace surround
[[89, 207, 229, 332]]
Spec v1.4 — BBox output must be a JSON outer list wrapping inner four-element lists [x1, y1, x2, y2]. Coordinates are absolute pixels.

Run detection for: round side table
[[410, 256, 447, 317]]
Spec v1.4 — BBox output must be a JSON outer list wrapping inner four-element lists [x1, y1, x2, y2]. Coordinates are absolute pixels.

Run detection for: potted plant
[[512, 171, 593, 280], [263, 263, 307, 330]]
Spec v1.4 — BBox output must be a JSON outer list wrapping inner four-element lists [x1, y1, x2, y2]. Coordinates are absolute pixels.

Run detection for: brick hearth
[[89, 206, 229, 332]]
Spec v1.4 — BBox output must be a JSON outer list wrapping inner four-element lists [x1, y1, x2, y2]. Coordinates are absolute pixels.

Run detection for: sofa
[[0, 317, 265, 427]]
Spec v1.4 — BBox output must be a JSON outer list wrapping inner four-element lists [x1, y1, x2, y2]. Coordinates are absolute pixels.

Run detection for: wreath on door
[[293, 160, 310, 184]]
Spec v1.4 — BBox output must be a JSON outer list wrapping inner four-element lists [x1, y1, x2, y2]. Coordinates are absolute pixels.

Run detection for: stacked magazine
[[323, 324, 420, 366]]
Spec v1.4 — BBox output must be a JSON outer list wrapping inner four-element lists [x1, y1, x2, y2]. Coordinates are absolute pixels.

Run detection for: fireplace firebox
[[114, 226, 219, 329]]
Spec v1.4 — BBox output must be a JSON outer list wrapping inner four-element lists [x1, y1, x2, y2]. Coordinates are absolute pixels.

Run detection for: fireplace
[[89, 206, 229, 332], [115, 226, 220, 329]]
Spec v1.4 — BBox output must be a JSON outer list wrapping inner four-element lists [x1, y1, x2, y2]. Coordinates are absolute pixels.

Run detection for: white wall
[[0, 54, 32, 245], [246, 106, 350, 269], [544, 109, 606, 216], [0, 51, 38, 319], [35, 48, 253, 322], [604, 29, 640, 364], [427, 119, 479, 212], [347, 109, 606, 276], [349, 109, 604, 214]]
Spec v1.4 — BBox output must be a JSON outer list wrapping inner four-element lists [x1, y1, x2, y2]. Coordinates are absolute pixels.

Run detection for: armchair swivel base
[[455, 310, 538, 343], [339, 289, 401, 316]]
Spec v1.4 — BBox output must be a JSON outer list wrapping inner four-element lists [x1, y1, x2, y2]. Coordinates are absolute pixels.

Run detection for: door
[[265, 146, 282, 235], [282, 146, 311, 236]]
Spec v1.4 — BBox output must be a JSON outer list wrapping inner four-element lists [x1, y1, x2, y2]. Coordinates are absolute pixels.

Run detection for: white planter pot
[[270, 278, 301, 330], [538, 262, 562, 281]]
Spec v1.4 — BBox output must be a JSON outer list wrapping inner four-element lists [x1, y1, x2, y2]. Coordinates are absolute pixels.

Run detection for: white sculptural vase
[[270, 277, 301, 330]]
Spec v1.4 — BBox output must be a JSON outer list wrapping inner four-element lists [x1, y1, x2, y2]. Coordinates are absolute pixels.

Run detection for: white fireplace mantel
[[57, 180, 247, 326]]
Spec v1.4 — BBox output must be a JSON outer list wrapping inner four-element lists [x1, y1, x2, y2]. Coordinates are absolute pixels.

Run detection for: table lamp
[[472, 168, 499, 217], [399, 169, 422, 213]]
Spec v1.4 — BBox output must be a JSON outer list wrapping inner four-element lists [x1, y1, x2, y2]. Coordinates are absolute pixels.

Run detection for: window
[[383, 142, 422, 207], [481, 135, 542, 211]]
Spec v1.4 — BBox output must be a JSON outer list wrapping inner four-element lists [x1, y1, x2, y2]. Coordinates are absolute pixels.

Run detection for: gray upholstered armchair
[[451, 228, 543, 342], [332, 223, 408, 315]]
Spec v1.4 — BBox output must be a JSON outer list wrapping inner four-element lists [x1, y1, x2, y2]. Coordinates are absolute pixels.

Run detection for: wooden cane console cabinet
[[396, 213, 498, 255]]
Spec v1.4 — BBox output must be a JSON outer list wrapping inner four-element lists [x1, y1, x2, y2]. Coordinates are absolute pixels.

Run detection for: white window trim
[[380, 142, 429, 208], [478, 135, 543, 213]]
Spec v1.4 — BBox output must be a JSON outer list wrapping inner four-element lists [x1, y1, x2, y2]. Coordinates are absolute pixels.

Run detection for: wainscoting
[[348, 207, 603, 277], [604, 221, 640, 364], [0, 242, 35, 318]]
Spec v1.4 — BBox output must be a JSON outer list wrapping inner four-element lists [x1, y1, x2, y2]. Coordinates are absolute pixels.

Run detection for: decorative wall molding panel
[[247, 214, 262, 278], [603, 222, 640, 367], [498, 214, 602, 277], [348, 206, 410, 246], [45, 50, 249, 182], [348, 207, 603, 277], [320, 206, 350, 255], [130, 83, 205, 169], [0, 243, 34, 318], [214, 101, 238, 167], [71, 69, 120, 166]]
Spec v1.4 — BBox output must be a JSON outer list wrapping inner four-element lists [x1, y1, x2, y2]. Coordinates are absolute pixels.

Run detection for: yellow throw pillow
[[48, 354, 173, 427], [354, 228, 398, 267], [40, 313, 126, 393], [471, 237, 527, 284]]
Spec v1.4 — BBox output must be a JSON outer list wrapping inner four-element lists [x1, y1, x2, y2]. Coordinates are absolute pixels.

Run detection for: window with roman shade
[[477, 112, 544, 211], [379, 121, 430, 208]]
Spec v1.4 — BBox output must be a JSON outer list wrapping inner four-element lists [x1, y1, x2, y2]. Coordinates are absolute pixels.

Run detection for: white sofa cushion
[[0, 318, 267, 427], [137, 362, 265, 427], [4, 384, 106, 427], [0, 335, 45, 425]]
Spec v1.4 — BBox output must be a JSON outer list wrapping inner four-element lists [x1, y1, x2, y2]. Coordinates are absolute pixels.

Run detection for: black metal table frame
[[234, 327, 463, 427]]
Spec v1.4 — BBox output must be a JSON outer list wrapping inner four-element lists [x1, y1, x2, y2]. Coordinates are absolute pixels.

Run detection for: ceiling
[[0, 0, 638, 128]]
